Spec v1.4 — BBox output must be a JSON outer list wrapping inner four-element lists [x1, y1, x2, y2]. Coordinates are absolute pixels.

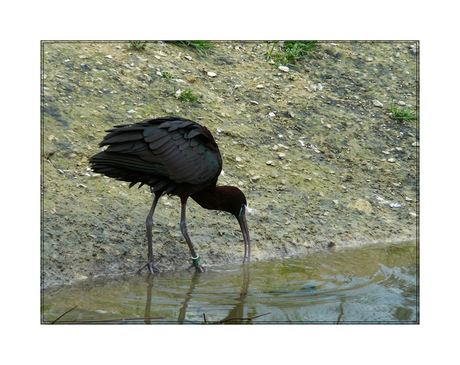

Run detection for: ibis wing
[[92, 117, 221, 186]]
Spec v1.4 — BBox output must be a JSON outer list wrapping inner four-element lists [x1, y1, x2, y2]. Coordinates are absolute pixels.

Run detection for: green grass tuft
[[128, 41, 148, 51], [169, 41, 214, 56], [266, 41, 317, 67], [390, 100, 418, 120], [172, 87, 198, 102]]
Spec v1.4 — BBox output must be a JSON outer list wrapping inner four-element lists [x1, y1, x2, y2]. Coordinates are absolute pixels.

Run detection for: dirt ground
[[41, 40, 419, 288]]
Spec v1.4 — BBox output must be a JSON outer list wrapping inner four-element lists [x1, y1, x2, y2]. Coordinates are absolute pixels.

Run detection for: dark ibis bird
[[89, 116, 251, 274]]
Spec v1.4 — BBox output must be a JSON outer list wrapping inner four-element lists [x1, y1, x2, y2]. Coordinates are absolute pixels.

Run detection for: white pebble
[[372, 99, 384, 108], [207, 71, 217, 77], [278, 66, 289, 72], [268, 112, 276, 117], [256, 84, 264, 89]]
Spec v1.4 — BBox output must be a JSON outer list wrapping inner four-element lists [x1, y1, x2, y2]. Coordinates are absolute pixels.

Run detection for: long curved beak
[[237, 206, 251, 264]]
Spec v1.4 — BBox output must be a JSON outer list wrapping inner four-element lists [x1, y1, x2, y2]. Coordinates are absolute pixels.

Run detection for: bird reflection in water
[[142, 266, 251, 325]]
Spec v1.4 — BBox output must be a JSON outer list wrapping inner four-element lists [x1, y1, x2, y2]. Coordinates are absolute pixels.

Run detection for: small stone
[[250, 100, 259, 105], [310, 84, 317, 92], [409, 212, 417, 218], [43, 145, 56, 158], [105, 55, 112, 59], [268, 112, 276, 117], [412, 141, 419, 147], [278, 65, 289, 72], [238, 181, 244, 187], [251, 175, 261, 182], [235, 156, 242, 162], [317, 83, 323, 91], [387, 157, 396, 163], [207, 71, 217, 77], [352, 199, 373, 213], [277, 153, 286, 159], [185, 55, 193, 61], [405, 197, 413, 201], [397, 101, 406, 106], [256, 84, 264, 89], [266, 160, 274, 165], [382, 150, 390, 155], [372, 99, 384, 108], [366, 57, 374, 62]]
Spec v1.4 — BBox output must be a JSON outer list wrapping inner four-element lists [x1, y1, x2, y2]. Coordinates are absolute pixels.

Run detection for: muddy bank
[[41, 41, 419, 288]]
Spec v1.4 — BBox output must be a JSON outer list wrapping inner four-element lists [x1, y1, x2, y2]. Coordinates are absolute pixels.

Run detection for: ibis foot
[[187, 263, 206, 273], [138, 261, 161, 275], [186, 256, 206, 273]]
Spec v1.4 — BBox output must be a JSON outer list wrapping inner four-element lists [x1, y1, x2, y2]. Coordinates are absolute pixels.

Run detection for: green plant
[[390, 100, 418, 120], [128, 41, 148, 51], [169, 41, 214, 56], [266, 41, 317, 67], [161, 71, 174, 79], [174, 88, 198, 102]]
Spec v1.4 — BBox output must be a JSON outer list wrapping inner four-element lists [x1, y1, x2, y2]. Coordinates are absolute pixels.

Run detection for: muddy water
[[42, 241, 418, 324]]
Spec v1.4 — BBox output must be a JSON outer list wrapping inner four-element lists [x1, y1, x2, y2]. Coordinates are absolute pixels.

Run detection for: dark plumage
[[89, 116, 251, 273]]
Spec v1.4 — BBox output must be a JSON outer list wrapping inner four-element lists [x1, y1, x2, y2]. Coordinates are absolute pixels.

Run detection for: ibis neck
[[190, 186, 233, 214]]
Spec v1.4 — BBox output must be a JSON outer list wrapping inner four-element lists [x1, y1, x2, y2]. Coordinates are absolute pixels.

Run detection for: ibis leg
[[180, 197, 206, 273], [138, 193, 161, 274]]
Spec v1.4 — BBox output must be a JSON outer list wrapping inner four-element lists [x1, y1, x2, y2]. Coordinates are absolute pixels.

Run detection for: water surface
[[42, 241, 418, 324]]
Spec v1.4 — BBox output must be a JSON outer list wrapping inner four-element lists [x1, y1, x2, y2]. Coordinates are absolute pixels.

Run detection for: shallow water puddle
[[42, 241, 418, 324]]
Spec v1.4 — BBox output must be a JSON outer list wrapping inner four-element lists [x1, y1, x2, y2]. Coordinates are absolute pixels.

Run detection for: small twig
[[51, 305, 78, 324], [199, 312, 271, 324], [218, 312, 271, 324]]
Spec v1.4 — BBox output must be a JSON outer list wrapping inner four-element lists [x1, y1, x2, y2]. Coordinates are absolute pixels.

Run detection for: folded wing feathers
[[93, 117, 220, 187]]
